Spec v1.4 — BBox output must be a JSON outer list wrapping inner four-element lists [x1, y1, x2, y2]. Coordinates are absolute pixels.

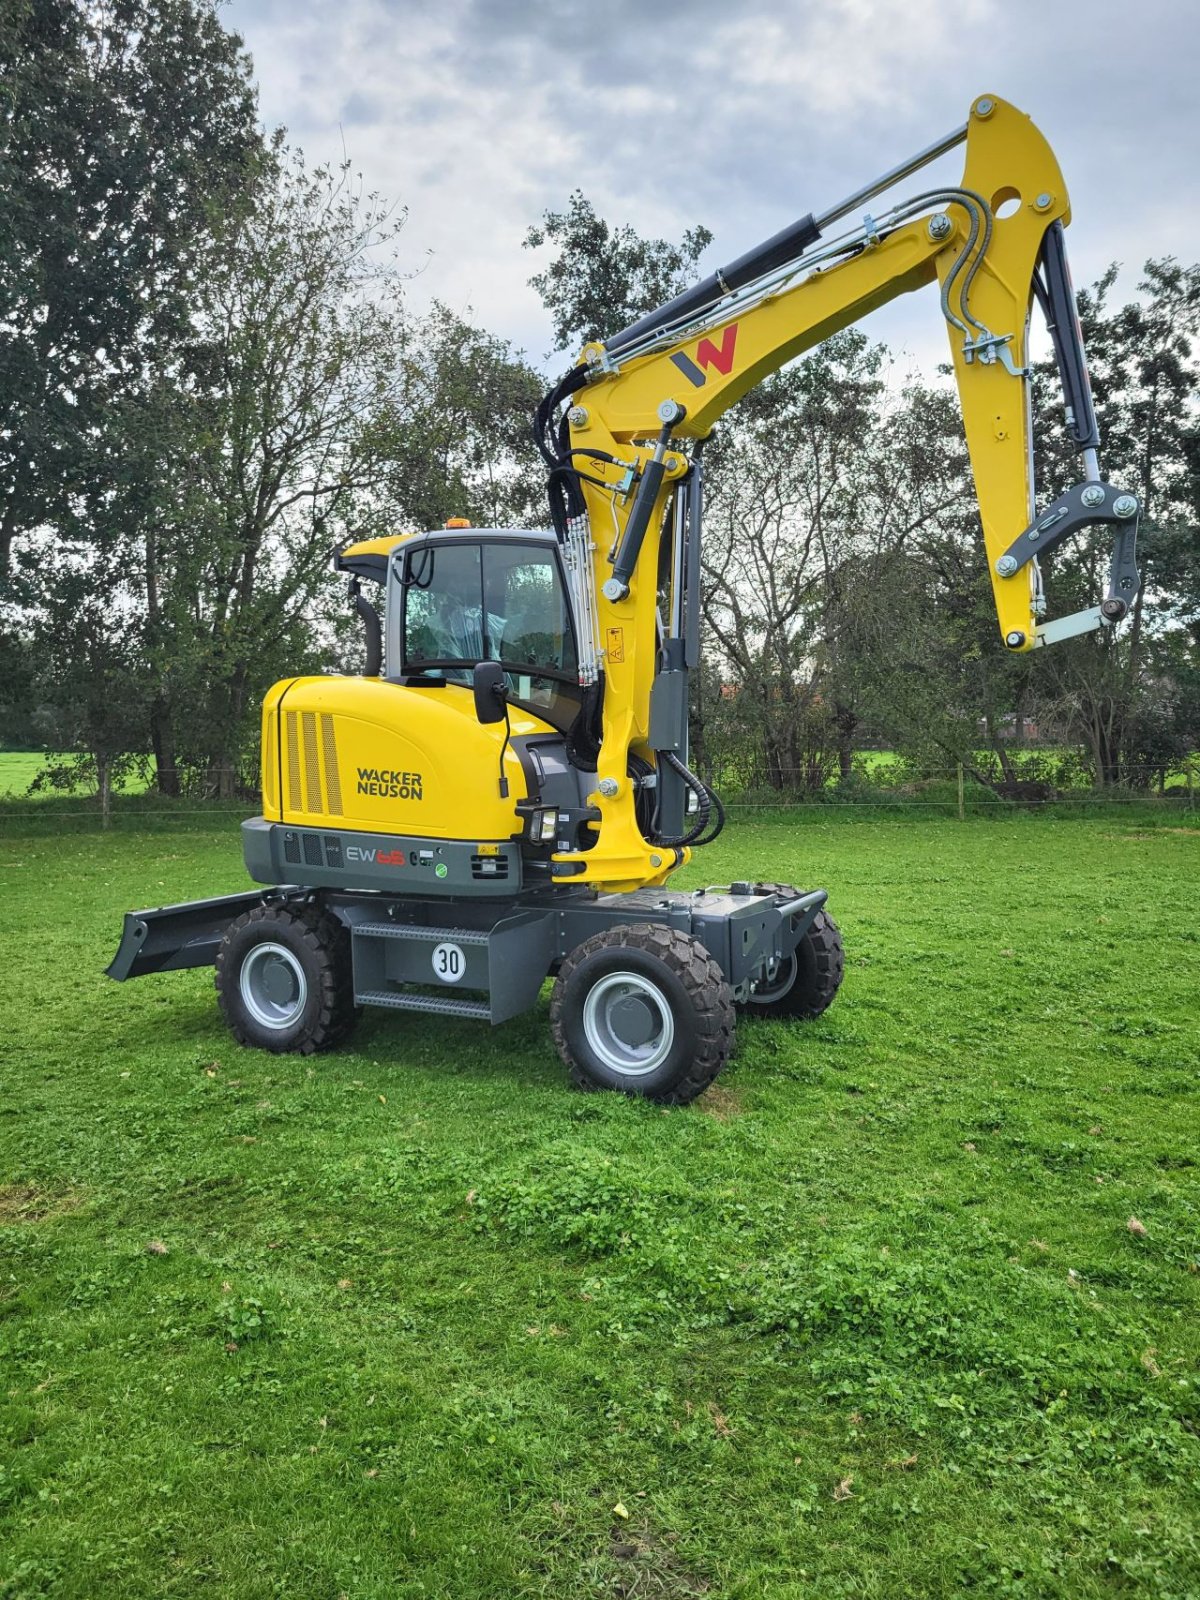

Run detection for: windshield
[[403, 541, 582, 728]]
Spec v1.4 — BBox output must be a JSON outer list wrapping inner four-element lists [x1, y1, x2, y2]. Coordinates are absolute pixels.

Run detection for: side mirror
[[472, 660, 507, 724]]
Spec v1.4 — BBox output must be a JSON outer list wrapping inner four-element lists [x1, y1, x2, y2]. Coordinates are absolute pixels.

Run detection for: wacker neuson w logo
[[357, 767, 423, 800], [669, 322, 739, 388]]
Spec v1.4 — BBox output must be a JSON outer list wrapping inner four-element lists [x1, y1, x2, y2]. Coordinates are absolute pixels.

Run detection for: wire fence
[[0, 760, 1195, 830], [698, 761, 1199, 819]]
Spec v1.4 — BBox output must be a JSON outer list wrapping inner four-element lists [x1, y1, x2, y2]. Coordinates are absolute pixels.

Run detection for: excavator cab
[[391, 530, 583, 728]]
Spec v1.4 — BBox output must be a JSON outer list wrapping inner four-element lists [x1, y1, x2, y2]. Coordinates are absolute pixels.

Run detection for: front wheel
[[215, 902, 358, 1054], [741, 884, 844, 1020], [550, 924, 734, 1105]]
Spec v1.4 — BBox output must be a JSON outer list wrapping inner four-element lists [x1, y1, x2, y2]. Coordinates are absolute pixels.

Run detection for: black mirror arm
[[470, 661, 512, 797], [497, 699, 512, 799]]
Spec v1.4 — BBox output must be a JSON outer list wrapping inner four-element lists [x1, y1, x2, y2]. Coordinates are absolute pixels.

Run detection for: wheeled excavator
[[108, 95, 1140, 1104]]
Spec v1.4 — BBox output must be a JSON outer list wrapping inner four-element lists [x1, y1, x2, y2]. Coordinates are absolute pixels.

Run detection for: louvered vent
[[283, 709, 342, 816], [263, 711, 278, 813], [302, 712, 322, 814], [321, 715, 342, 814], [471, 853, 510, 880], [286, 712, 302, 812]]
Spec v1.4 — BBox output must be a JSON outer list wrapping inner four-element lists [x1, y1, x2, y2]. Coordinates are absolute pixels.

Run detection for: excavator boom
[[533, 93, 1139, 890]]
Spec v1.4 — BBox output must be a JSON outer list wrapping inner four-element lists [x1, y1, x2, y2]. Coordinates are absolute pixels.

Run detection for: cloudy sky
[[227, 0, 1195, 375]]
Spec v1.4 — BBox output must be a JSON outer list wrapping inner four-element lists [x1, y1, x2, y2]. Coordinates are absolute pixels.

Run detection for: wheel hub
[[750, 950, 799, 1004], [608, 993, 657, 1047], [239, 942, 308, 1029], [582, 972, 674, 1077]]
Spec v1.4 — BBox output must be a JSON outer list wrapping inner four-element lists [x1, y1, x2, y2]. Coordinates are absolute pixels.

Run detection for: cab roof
[[335, 526, 556, 583]]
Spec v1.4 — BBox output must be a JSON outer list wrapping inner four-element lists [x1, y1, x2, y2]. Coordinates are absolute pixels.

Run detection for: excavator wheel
[[740, 883, 844, 1020], [216, 902, 359, 1054], [550, 924, 734, 1105]]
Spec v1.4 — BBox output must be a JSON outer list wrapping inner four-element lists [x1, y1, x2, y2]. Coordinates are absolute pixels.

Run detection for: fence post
[[1189, 762, 1195, 813], [957, 763, 965, 821]]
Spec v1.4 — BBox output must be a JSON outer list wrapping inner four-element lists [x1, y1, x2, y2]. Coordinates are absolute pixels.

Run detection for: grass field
[[2, 814, 1198, 1598], [0, 753, 152, 800]]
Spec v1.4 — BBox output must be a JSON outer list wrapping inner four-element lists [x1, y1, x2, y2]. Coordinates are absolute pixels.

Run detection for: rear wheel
[[216, 902, 358, 1054], [550, 924, 734, 1105], [741, 883, 844, 1020]]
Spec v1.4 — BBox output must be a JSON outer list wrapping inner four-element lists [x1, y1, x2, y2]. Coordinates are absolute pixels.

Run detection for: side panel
[[270, 675, 553, 842], [242, 818, 523, 898]]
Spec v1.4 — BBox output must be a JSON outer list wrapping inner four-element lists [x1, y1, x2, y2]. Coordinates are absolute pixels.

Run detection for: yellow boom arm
[[536, 94, 1139, 892]]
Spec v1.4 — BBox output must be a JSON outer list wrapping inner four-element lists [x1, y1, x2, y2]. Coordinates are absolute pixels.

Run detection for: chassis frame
[[107, 881, 829, 1025]]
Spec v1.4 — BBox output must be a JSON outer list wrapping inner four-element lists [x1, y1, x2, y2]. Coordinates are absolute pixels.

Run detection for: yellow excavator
[[109, 95, 1139, 1103]]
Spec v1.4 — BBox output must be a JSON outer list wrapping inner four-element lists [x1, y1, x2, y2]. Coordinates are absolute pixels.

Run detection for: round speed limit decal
[[431, 942, 466, 984]]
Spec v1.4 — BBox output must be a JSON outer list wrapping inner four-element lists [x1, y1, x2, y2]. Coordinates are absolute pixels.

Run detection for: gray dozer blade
[[107, 890, 272, 980]]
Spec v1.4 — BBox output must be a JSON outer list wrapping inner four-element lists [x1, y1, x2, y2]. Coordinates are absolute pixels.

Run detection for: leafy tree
[[381, 303, 545, 532], [0, 0, 260, 580], [702, 341, 991, 791], [25, 538, 149, 825], [136, 148, 413, 795], [1029, 258, 1200, 783], [524, 191, 712, 353]]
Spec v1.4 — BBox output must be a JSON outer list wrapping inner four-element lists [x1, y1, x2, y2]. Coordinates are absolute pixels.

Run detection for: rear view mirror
[[472, 661, 507, 724]]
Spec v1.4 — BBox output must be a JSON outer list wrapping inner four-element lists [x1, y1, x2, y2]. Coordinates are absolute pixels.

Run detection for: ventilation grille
[[283, 710, 342, 816], [471, 852, 509, 881], [282, 831, 349, 873], [263, 711, 279, 814]]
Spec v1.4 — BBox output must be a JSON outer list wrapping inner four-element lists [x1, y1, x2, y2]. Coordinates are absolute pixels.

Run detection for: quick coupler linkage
[[995, 479, 1140, 649]]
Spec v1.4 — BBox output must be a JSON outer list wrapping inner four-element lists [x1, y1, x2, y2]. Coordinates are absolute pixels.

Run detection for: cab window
[[403, 541, 581, 728]]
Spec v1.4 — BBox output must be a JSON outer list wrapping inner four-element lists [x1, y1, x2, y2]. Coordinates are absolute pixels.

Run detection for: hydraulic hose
[[654, 750, 725, 849]]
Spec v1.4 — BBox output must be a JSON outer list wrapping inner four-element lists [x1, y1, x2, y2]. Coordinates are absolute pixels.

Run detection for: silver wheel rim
[[239, 941, 308, 1030], [581, 971, 674, 1077], [750, 952, 798, 1005]]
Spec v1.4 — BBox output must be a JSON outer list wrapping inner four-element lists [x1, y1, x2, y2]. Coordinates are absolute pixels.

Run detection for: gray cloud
[[228, 0, 1198, 371]]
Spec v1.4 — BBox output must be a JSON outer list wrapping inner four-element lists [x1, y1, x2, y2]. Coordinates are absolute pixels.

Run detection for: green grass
[[1, 815, 1198, 1598], [0, 752, 150, 801], [0, 753, 47, 795]]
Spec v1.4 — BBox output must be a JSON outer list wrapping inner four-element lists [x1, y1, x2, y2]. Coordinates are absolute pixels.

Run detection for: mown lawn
[[1, 815, 1198, 1598], [0, 753, 150, 803], [0, 754, 50, 796]]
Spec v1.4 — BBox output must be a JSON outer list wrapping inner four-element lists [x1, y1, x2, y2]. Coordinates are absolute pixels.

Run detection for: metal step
[[354, 923, 491, 945], [356, 988, 491, 1020]]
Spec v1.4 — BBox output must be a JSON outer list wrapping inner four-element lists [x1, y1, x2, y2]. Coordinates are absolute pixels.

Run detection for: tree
[[524, 191, 711, 353], [25, 538, 149, 825], [137, 147, 414, 796], [380, 303, 545, 533], [701, 338, 978, 791], [0, 0, 260, 581], [1029, 258, 1200, 784]]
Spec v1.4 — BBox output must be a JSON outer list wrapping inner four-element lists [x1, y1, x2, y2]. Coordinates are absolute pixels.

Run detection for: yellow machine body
[[260, 674, 543, 841]]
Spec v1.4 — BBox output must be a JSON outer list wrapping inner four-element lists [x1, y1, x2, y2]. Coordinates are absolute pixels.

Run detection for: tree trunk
[[97, 752, 112, 830], [0, 502, 19, 582], [833, 700, 857, 783], [144, 528, 182, 797], [150, 696, 181, 797], [1096, 711, 1120, 788], [764, 731, 784, 791]]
